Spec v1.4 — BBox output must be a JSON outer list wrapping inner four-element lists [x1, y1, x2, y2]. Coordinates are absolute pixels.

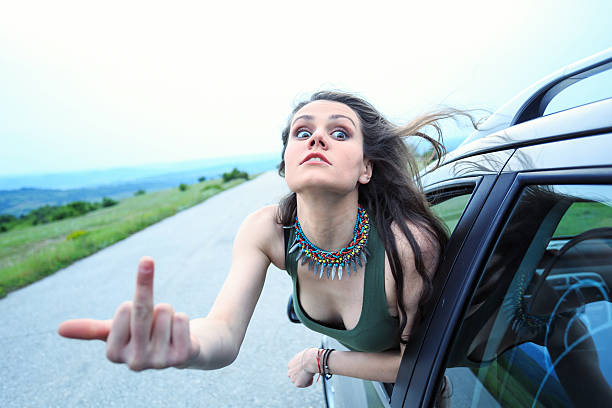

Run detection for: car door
[[320, 146, 515, 408], [395, 133, 612, 407], [322, 173, 491, 408]]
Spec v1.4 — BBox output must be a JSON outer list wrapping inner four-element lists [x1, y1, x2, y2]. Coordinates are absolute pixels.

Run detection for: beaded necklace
[[288, 205, 370, 280]]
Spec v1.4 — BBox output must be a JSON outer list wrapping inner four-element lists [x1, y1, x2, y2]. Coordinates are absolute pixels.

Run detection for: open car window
[[427, 184, 475, 235], [443, 183, 612, 407]]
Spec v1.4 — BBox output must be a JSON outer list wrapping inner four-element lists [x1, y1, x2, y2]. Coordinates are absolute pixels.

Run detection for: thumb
[[58, 319, 112, 341]]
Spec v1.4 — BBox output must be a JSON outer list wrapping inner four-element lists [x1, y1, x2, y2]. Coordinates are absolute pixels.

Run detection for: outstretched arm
[[288, 346, 403, 387], [187, 206, 279, 369], [58, 206, 281, 371]]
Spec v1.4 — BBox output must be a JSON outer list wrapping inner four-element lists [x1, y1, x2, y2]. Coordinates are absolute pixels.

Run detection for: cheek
[[339, 146, 365, 172], [283, 142, 298, 167], [283, 143, 300, 181]]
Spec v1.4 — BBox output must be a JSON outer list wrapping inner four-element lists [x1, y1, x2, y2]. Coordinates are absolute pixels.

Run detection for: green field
[[0, 177, 248, 298], [553, 201, 612, 237], [431, 194, 472, 234]]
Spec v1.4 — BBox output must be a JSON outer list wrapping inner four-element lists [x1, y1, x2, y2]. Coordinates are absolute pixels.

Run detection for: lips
[[300, 153, 331, 165]]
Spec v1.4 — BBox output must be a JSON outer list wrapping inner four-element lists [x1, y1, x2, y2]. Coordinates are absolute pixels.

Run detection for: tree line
[[1, 168, 250, 233], [0, 198, 118, 233]]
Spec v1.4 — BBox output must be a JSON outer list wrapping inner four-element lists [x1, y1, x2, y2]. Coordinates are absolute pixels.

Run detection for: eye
[[331, 129, 349, 140], [295, 129, 312, 139]]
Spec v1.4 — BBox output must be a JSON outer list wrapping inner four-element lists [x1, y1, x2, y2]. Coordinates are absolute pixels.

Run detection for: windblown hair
[[277, 91, 471, 344]]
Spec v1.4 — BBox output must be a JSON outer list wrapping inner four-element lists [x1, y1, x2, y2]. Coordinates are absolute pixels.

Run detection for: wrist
[[302, 348, 320, 374]]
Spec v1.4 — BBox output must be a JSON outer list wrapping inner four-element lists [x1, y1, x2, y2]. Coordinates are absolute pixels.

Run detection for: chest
[[295, 253, 398, 330]]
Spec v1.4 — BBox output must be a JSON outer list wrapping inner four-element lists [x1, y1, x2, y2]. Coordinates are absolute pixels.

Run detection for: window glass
[[430, 192, 473, 234], [443, 184, 612, 407], [543, 68, 612, 116], [554, 201, 612, 238]]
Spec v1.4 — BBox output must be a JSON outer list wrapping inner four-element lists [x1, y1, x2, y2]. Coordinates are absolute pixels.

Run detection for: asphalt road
[[0, 171, 324, 408]]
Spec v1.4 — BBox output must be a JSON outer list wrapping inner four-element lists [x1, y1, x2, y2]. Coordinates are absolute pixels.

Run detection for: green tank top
[[285, 222, 400, 352]]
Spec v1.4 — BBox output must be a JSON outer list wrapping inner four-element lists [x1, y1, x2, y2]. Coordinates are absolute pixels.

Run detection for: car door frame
[[389, 164, 512, 406], [394, 163, 612, 407]]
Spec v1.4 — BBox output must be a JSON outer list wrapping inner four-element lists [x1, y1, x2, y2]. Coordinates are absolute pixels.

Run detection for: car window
[[428, 189, 474, 234], [543, 68, 612, 116], [443, 183, 612, 407]]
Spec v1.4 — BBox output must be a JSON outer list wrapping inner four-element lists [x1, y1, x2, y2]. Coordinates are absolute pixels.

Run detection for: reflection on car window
[[430, 193, 472, 234], [543, 69, 612, 116], [443, 184, 612, 407], [553, 200, 612, 237]]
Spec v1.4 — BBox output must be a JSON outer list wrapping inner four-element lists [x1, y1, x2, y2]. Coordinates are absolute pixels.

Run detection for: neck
[[295, 190, 359, 251]]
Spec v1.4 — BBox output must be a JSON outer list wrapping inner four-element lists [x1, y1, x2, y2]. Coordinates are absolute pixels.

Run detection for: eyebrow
[[291, 114, 357, 128], [329, 114, 357, 128]]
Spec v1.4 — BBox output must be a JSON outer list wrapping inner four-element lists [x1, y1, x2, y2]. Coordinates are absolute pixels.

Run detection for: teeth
[[308, 157, 323, 162]]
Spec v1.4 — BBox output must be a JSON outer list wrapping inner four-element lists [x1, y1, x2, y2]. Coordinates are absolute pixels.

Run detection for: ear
[[358, 158, 373, 184]]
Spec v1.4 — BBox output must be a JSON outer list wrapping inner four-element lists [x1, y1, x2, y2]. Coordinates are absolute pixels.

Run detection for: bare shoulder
[[235, 205, 286, 269]]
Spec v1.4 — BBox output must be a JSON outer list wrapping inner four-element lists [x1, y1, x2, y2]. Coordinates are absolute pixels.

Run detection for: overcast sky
[[1, 0, 611, 176]]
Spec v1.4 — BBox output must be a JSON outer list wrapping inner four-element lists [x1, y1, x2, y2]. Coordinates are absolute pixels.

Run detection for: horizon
[[0, 133, 468, 180], [0, 151, 281, 179], [0, 152, 282, 192]]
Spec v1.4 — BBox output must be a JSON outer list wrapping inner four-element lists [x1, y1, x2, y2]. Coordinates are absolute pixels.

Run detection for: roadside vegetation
[[222, 167, 249, 182], [0, 197, 118, 233], [0, 170, 251, 298]]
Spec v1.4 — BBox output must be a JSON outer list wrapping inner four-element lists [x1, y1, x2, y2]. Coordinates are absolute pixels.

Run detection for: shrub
[[6, 197, 120, 230], [67, 201, 96, 214], [179, 183, 188, 191], [198, 176, 207, 182], [29, 204, 57, 224], [222, 168, 249, 183], [101, 197, 118, 207], [134, 189, 146, 196], [0, 214, 16, 223], [0, 214, 16, 233]]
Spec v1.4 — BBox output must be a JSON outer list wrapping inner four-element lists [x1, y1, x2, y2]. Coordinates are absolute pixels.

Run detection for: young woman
[[58, 91, 453, 391]]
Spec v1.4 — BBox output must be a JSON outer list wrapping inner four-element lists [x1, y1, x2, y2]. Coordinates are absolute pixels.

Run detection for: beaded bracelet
[[322, 348, 335, 380]]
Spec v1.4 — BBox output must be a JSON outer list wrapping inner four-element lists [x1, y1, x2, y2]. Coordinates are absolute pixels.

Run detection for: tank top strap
[[360, 221, 390, 324]]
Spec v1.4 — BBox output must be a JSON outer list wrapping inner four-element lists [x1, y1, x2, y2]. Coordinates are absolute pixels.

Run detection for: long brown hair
[[277, 91, 468, 343]]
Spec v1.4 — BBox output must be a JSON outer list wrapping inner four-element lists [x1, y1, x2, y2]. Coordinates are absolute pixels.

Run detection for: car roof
[[420, 47, 612, 182], [461, 47, 612, 147]]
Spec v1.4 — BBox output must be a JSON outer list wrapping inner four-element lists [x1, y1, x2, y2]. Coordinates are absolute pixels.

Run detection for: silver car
[[290, 47, 612, 407]]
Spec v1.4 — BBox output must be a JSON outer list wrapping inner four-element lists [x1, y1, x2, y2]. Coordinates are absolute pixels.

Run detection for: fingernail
[[139, 263, 153, 273]]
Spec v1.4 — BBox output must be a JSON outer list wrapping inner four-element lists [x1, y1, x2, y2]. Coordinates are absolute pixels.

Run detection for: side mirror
[[286, 294, 301, 324]]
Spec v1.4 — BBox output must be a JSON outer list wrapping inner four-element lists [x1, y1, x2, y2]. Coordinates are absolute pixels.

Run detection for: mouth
[[300, 153, 331, 165]]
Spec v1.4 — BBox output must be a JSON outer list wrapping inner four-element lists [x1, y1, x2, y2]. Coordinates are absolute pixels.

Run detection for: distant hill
[[0, 153, 280, 190], [0, 154, 279, 216]]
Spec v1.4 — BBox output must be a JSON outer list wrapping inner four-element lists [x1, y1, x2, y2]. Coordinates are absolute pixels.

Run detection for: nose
[[308, 131, 328, 150]]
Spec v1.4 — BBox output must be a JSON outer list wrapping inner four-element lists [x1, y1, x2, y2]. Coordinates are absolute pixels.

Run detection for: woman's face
[[284, 100, 372, 196]]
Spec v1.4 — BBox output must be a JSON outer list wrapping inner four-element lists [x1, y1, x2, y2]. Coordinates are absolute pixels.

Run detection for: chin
[[286, 174, 357, 196]]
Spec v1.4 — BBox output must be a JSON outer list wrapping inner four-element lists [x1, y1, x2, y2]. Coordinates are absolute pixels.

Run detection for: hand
[[437, 375, 452, 408], [287, 348, 317, 388], [57, 256, 200, 371]]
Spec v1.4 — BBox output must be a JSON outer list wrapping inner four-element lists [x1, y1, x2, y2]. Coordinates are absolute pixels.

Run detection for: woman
[[58, 91, 452, 390]]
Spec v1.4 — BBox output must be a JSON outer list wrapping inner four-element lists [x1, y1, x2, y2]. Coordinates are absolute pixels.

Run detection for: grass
[[553, 201, 612, 237], [430, 192, 612, 239], [431, 194, 472, 234], [0, 177, 248, 298]]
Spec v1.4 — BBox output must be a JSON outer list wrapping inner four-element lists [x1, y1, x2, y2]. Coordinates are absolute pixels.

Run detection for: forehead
[[293, 100, 360, 126]]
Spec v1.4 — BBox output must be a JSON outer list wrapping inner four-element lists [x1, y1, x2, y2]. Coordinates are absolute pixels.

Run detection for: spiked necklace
[[288, 205, 370, 280]]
